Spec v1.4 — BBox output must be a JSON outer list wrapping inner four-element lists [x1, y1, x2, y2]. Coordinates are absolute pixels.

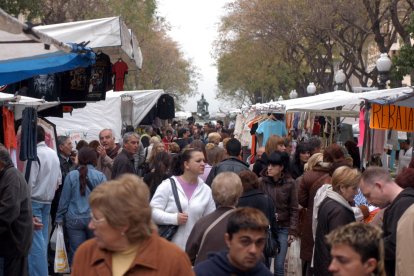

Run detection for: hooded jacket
[[194, 251, 272, 276]]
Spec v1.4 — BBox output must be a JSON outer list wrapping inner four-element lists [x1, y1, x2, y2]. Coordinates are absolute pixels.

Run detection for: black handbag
[[264, 225, 278, 257], [158, 178, 182, 241]]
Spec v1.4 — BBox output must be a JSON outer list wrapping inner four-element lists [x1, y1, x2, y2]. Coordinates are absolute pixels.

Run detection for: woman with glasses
[[71, 174, 194, 275], [150, 148, 216, 250], [55, 147, 106, 264]]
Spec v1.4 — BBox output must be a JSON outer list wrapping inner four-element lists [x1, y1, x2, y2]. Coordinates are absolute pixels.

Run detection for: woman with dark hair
[[290, 141, 311, 179], [259, 151, 298, 276], [237, 170, 278, 267], [344, 140, 361, 168], [56, 147, 107, 264], [143, 151, 172, 198], [150, 149, 216, 249]]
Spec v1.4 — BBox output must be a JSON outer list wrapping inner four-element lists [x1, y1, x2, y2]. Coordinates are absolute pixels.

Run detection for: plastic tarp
[[45, 90, 164, 143], [32, 17, 142, 70], [0, 8, 96, 85]]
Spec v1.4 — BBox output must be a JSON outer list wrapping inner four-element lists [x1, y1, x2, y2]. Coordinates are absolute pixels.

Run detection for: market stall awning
[[0, 8, 96, 85]]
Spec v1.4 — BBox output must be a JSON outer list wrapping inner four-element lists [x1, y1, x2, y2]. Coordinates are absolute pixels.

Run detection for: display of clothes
[[255, 115, 287, 147], [28, 74, 61, 101], [89, 51, 112, 100], [112, 59, 128, 91]]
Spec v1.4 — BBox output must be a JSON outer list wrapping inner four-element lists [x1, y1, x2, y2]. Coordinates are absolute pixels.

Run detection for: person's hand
[[96, 145, 107, 158], [33, 217, 43, 230], [288, 234, 296, 246], [177, 212, 188, 225]]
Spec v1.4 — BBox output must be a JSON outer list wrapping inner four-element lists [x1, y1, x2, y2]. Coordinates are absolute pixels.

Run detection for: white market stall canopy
[[0, 16, 142, 71], [45, 90, 164, 143], [36, 17, 142, 70], [251, 88, 414, 117]]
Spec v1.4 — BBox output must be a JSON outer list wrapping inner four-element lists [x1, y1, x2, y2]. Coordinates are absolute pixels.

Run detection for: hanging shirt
[[112, 60, 128, 91], [88, 52, 112, 100], [156, 94, 175, 120], [28, 74, 61, 101], [60, 67, 91, 108], [3, 107, 17, 149], [255, 119, 287, 146]]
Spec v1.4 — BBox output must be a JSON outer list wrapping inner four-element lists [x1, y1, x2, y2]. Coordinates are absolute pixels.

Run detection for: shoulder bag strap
[[169, 178, 183, 213], [197, 209, 236, 257]]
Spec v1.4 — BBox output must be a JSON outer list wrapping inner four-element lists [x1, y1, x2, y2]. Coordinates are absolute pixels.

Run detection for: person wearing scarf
[[312, 166, 361, 276]]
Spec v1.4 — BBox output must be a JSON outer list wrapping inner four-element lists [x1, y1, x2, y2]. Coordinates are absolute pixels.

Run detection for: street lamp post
[[289, 89, 298, 99], [376, 53, 392, 90], [334, 69, 346, 91], [307, 82, 316, 95]]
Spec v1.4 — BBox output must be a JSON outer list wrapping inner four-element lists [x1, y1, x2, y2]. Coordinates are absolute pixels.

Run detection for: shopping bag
[[50, 226, 58, 251], [286, 239, 302, 276], [54, 225, 70, 273]]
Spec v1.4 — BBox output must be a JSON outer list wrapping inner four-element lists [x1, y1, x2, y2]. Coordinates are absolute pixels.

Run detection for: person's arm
[[288, 180, 299, 236], [297, 176, 309, 208], [0, 173, 22, 235], [150, 180, 179, 225], [55, 173, 73, 224]]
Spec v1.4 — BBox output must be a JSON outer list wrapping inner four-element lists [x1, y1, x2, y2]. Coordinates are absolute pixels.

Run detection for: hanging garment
[[156, 94, 175, 120], [2, 107, 17, 149], [19, 107, 37, 161], [59, 67, 91, 108], [89, 52, 112, 100], [28, 73, 61, 101], [358, 109, 365, 147], [112, 59, 128, 91], [255, 119, 287, 146]]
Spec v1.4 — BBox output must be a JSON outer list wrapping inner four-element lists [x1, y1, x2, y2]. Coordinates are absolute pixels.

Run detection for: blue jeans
[[65, 218, 93, 264], [274, 227, 289, 276], [28, 201, 51, 276]]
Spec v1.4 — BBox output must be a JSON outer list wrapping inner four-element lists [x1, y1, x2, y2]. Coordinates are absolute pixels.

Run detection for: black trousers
[[0, 255, 28, 276]]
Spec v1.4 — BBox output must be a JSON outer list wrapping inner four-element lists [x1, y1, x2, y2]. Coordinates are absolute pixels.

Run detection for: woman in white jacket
[[150, 148, 216, 249]]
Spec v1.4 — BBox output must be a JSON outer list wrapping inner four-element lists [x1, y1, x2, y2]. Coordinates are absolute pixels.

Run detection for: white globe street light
[[376, 53, 392, 89], [289, 89, 298, 99], [278, 95, 284, 101], [307, 82, 316, 95], [376, 53, 392, 72]]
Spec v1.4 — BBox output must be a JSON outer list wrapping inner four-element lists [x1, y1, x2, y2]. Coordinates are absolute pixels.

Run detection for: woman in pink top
[[150, 149, 216, 249]]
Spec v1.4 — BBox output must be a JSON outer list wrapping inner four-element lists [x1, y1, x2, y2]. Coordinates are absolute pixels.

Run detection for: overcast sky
[[157, 0, 231, 114]]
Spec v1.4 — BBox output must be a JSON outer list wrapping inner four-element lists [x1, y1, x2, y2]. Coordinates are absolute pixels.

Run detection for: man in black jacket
[[194, 207, 272, 276], [360, 166, 414, 276], [0, 146, 33, 276], [112, 132, 140, 179], [206, 138, 248, 185]]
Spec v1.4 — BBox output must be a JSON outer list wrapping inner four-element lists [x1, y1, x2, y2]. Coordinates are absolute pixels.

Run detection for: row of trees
[[1, 0, 198, 107], [214, 0, 414, 106]]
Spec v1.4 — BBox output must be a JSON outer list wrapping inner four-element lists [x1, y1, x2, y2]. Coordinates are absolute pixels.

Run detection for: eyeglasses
[[90, 212, 106, 225]]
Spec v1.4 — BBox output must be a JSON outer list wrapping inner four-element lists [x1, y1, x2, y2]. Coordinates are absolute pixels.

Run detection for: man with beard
[[96, 129, 122, 180]]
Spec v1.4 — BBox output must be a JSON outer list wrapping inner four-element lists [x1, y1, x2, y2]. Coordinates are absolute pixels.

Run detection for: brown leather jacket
[[259, 174, 298, 236]]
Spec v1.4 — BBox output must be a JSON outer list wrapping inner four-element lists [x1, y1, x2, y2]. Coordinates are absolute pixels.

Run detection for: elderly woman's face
[[89, 208, 126, 250]]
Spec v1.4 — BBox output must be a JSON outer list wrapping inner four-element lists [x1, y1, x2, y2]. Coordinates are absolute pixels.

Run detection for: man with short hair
[[111, 132, 140, 179], [174, 128, 191, 151], [96, 128, 122, 180], [216, 120, 224, 133], [194, 207, 272, 275], [206, 138, 249, 185], [359, 166, 414, 276], [28, 126, 61, 276], [326, 222, 384, 276], [0, 146, 33, 276], [186, 172, 243, 265]]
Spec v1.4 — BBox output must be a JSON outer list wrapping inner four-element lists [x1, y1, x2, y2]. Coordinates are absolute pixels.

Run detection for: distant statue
[[197, 94, 209, 118]]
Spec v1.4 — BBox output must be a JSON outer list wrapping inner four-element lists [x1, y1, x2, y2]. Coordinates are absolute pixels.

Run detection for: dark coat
[[313, 197, 355, 276], [259, 175, 298, 235], [111, 149, 136, 179], [383, 187, 414, 276], [0, 165, 33, 257], [205, 157, 249, 186], [290, 159, 304, 180], [194, 251, 272, 276], [185, 207, 234, 265], [297, 168, 331, 261]]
